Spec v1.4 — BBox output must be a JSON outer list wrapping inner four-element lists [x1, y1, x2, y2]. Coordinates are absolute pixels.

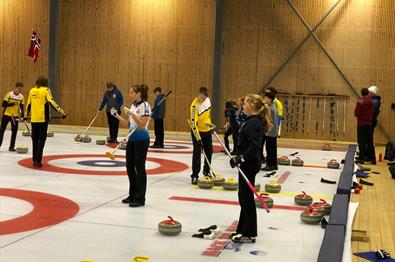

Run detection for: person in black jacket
[[98, 81, 123, 143], [228, 94, 272, 243], [223, 100, 239, 154], [151, 87, 166, 148]]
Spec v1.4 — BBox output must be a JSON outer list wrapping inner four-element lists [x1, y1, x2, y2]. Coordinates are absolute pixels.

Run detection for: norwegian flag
[[27, 30, 41, 62]]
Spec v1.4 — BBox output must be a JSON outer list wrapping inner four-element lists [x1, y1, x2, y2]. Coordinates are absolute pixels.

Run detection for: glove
[[110, 108, 119, 118], [229, 155, 244, 168]]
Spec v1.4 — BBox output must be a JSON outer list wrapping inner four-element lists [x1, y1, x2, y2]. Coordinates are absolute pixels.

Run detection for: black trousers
[[126, 139, 149, 204], [0, 115, 18, 149], [357, 125, 374, 162], [260, 134, 267, 161], [191, 130, 212, 177], [265, 136, 277, 168], [106, 111, 120, 141], [31, 122, 48, 164], [153, 119, 164, 146], [237, 161, 260, 237], [224, 126, 238, 152]]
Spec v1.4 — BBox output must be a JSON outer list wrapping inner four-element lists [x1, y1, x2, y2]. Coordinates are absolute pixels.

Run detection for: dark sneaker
[[228, 232, 239, 238], [129, 202, 145, 208], [9, 148, 16, 152], [33, 161, 43, 168], [122, 197, 133, 204], [150, 144, 159, 148], [261, 166, 274, 171], [231, 234, 256, 243], [191, 176, 198, 185]]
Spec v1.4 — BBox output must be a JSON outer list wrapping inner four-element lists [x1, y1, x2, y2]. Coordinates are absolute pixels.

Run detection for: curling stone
[[254, 183, 261, 192], [278, 156, 291, 165], [81, 135, 92, 143], [22, 131, 31, 137], [223, 178, 238, 191], [291, 157, 304, 167], [309, 199, 332, 216], [198, 176, 214, 189], [264, 180, 281, 193], [294, 191, 313, 206], [300, 208, 323, 224], [158, 216, 182, 236], [96, 139, 106, 145], [132, 256, 150, 262], [16, 146, 28, 154], [322, 144, 332, 151], [255, 193, 273, 209], [74, 134, 83, 142], [212, 175, 225, 186], [119, 141, 127, 150], [327, 159, 340, 169], [47, 132, 54, 137]]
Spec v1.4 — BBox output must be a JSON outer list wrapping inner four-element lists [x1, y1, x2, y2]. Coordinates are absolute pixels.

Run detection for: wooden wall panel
[[221, 0, 395, 143], [0, 0, 49, 106], [58, 0, 216, 132]]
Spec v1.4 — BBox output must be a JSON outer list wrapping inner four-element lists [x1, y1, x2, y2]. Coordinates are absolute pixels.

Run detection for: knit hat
[[368, 86, 378, 95]]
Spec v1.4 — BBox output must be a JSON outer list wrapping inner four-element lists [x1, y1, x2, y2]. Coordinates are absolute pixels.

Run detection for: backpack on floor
[[384, 142, 395, 161]]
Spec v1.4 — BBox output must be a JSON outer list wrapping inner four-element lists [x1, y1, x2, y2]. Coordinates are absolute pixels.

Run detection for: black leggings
[[126, 139, 149, 204], [191, 130, 212, 177], [106, 111, 120, 141], [237, 161, 260, 237], [0, 115, 18, 149], [31, 122, 48, 164]]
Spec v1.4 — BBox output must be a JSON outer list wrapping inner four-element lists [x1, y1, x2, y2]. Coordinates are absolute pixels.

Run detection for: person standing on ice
[[98, 81, 123, 143], [112, 84, 151, 208], [228, 94, 272, 243]]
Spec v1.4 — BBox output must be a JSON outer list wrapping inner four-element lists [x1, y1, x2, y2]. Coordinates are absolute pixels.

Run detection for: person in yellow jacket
[[189, 86, 213, 185], [25, 76, 66, 167], [0, 82, 24, 151]]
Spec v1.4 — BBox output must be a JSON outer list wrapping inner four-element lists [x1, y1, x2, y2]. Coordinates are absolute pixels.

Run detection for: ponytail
[[261, 103, 273, 133]]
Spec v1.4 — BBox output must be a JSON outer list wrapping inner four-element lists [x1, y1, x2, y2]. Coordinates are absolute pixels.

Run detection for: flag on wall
[[27, 30, 41, 62]]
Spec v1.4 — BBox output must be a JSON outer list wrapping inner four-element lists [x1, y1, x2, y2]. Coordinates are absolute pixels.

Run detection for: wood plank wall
[[57, 0, 216, 132], [221, 0, 395, 143], [1, 0, 393, 143], [0, 0, 49, 102]]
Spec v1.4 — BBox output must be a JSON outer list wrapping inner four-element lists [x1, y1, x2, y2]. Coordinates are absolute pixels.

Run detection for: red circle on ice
[[0, 188, 79, 235], [18, 154, 188, 176]]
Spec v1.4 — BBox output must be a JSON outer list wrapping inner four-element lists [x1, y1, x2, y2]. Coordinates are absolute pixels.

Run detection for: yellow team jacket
[[274, 98, 283, 117], [190, 97, 212, 133], [25, 86, 64, 123], [2, 91, 24, 117]]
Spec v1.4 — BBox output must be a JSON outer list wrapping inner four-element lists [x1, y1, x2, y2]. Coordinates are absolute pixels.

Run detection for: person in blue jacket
[[98, 81, 123, 143]]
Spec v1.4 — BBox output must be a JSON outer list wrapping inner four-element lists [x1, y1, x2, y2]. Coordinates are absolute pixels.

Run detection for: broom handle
[[81, 112, 99, 136], [211, 129, 270, 213], [110, 127, 137, 154]]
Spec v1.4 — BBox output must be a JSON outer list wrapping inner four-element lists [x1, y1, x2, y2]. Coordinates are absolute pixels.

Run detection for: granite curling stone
[[255, 193, 273, 209], [327, 159, 340, 169], [222, 178, 238, 191], [254, 183, 261, 192], [81, 135, 92, 143], [74, 134, 83, 142], [198, 176, 214, 189], [309, 199, 332, 215], [119, 141, 127, 150], [16, 146, 28, 154], [294, 191, 313, 206], [158, 216, 182, 236], [47, 132, 54, 137], [278, 156, 291, 165], [212, 175, 225, 186], [264, 180, 281, 193], [300, 208, 323, 224], [96, 139, 106, 145], [291, 157, 304, 167], [322, 143, 332, 151]]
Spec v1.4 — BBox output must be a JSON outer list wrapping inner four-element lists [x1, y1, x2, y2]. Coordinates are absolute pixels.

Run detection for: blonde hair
[[245, 94, 273, 133]]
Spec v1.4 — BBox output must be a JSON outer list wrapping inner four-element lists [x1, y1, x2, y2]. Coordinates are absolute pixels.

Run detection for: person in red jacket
[[354, 88, 374, 164]]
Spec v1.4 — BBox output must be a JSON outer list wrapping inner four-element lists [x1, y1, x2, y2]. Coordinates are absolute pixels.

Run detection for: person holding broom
[[0, 82, 24, 151], [228, 94, 272, 243], [111, 84, 151, 208]]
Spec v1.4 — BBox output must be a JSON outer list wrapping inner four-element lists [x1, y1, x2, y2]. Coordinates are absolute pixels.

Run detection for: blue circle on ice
[[77, 160, 125, 167]]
